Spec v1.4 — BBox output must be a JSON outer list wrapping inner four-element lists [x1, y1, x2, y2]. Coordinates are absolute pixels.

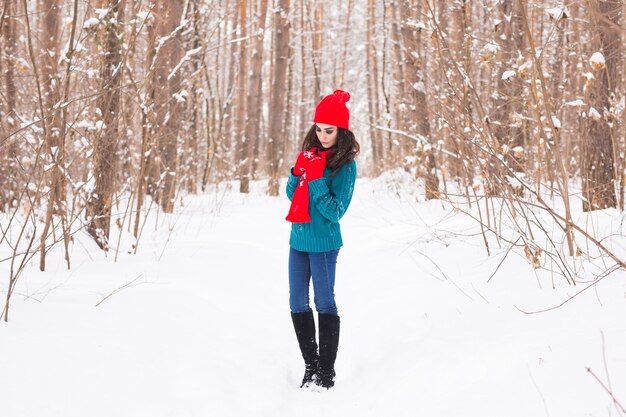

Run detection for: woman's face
[[315, 123, 338, 149]]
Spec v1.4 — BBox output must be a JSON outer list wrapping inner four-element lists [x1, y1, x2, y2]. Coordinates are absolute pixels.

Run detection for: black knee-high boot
[[291, 311, 319, 388], [317, 313, 340, 389]]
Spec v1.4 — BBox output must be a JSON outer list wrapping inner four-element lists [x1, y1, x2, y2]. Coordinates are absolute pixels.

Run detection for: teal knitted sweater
[[286, 160, 357, 252]]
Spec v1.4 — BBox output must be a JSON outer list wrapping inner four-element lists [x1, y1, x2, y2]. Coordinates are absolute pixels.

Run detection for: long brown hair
[[301, 124, 360, 177]]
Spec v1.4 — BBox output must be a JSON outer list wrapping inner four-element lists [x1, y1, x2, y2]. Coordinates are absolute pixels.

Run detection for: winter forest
[[2, 0, 626, 416]]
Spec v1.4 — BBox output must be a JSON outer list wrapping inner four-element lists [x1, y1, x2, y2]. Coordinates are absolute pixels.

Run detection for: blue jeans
[[289, 247, 340, 315]]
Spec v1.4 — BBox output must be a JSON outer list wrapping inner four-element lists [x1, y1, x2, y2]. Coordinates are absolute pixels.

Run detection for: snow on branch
[[501, 70, 516, 81], [153, 19, 190, 68], [546, 6, 570, 21], [406, 18, 426, 30], [373, 125, 457, 158], [480, 43, 499, 62], [564, 99, 585, 107], [589, 107, 602, 121], [589, 52, 606, 70], [168, 47, 202, 80]]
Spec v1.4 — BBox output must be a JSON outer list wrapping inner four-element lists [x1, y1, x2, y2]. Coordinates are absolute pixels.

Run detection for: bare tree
[[366, 0, 382, 175], [36, 0, 65, 271], [244, 0, 269, 183], [0, 0, 19, 211], [386, 0, 406, 168], [582, 0, 620, 211], [87, 0, 125, 249], [337, 0, 353, 88], [492, 0, 526, 184], [267, 0, 290, 196], [134, 6, 157, 241], [310, 1, 322, 100], [399, 0, 439, 199], [220, 0, 239, 176], [236, 0, 250, 192], [297, 0, 308, 141], [147, 1, 185, 213], [450, 0, 471, 185], [183, 0, 203, 193]]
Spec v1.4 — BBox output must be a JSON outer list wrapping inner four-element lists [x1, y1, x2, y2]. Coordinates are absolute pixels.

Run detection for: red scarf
[[286, 148, 331, 223]]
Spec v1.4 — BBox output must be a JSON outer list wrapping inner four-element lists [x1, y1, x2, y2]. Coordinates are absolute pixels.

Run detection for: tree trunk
[[37, 0, 63, 271], [493, 0, 525, 181], [221, 0, 238, 176], [400, 0, 439, 199], [236, 0, 249, 193], [388, 0, 405, 168], [582, 0, 620, 211], [311, 2, 322, 100], [366, 0, 382, 176], [185, 0, 202, 193], [150, 1, 184, 213], [451, 0, 472, 184], [1, 0, 18, 211], [267, 0, 290, 196], [39, 0, 64, 203], [87, 0, 125, 250], [337, 0, 353, 88], [135, 12, 157, 240], [298, 0, 308, 140], [247, 0, 269, 181]]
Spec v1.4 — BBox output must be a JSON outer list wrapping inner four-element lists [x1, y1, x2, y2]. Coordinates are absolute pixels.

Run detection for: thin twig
[[586, 367, 626, 414], [94, 274, 144, 307], [528, 365, 550, 417]]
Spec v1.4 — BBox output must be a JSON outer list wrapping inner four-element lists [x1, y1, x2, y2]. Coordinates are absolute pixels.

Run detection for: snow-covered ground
[[2, 172, 626, 417]]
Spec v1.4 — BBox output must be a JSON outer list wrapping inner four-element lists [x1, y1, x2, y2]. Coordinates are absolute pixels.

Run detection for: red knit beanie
[[313, 90, 351, 129]]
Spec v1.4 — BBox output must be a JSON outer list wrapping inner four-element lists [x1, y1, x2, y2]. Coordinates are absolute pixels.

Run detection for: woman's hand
[[305, 153, 326, 181], [293, 148, 318, 176]]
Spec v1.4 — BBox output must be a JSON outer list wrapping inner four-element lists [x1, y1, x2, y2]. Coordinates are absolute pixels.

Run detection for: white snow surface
[[2, 172, 626, 417]]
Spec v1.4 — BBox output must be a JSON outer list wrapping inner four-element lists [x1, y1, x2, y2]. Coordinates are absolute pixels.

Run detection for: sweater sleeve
[[308, 160, 357, 222], [286, 168, 301, 202]]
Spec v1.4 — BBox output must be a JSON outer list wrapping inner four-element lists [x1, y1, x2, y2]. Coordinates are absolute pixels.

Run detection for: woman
[[285, 90, 359, 389]]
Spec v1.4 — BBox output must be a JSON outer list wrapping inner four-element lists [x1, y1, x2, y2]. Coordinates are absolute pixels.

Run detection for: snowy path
[[2, 175, 626, 417]]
